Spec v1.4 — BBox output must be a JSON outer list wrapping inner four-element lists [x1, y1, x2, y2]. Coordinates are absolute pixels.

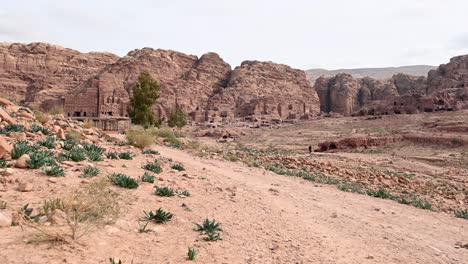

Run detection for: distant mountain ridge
[[306, 65, 436, 83]]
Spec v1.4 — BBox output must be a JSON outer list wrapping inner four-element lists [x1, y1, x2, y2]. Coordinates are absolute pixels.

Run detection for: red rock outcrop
[[0, 42, 119, 110]]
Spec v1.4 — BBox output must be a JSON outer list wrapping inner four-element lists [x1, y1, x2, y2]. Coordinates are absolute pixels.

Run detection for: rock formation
[[0, 42, 119, 110], [64, 48, 318, 123], [314, 56, 468, 116]]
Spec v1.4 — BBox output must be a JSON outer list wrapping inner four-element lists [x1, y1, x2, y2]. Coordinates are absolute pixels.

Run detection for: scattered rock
[[17, 182, 33, 192], [14, 154, 30, 169], [0, 211, 12, 228]]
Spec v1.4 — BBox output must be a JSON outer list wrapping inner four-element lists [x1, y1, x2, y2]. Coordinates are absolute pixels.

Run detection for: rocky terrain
[[0, 42, 318, 124], [313, 56, 468, 116], [306, 65, 435, 83], [0, 97, 467, 263]]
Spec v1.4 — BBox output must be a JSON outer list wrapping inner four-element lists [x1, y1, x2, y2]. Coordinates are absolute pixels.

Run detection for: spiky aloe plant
[[154, 186, 175, 197], [109, 258, 122, 264], [140, 208, 173, 224], [138, 221, 149, 233], [204, 232, 222, 241], [3, 123, 26, 133], [106, 152, 119, 159], [140, 172, 155, 183], [142, 149, 159, 155], [10, 141, 32, 159], [0, 158, 9, 168], [455, 210, 468, 219], [171, 164, 185, 171], [62, 138, 77, 151], [43, 165, 65, 177], [27, 150, 55, 169], [81, 165, 100, 178], [118, 152, 133, 160], [82, 143, 104, 154], [109, 173, 139, 189], [142, 162, 162, 174], [64, 147, 87, 162], [87, 150, 103, 162], [194, 219, 222, 234], [38, 137, 56, 149], [187, 247, 199, 260], [179, 190, 191, 197]]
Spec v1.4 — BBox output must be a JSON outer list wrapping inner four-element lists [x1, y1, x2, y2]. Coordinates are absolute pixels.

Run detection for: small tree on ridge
[[128, 72, 159, 127]]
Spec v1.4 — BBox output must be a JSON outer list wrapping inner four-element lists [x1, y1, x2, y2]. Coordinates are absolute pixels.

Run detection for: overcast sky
[[1, 0, 467, 70]]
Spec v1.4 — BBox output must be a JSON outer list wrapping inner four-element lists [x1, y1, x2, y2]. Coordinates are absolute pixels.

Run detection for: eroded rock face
[[65, 49, 318, 123], [0, 42, 119, 110], [427, 55, 468, 94]]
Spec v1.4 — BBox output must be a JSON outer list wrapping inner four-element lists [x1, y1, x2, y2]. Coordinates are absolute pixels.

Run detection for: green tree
[[167, 107, 187, 128], [128, 72, 160, 127]]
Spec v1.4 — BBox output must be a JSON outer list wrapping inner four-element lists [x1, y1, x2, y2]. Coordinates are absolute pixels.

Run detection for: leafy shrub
[[118, 152, 133, 160], [187, 247, 199, 261], [82, 143, 105, 154], [142, 149, 159, 155], [140, 208, 173, 224], [30, 123, 52, 135], [168, 107, 187, 128], [10, 141, 32, 159], [171, 164, 185, 171], [27, 151, 55, 169], [143, 162, 162, 174], [366, 188, 393, 199], [153, 128, 181, 148], [154, 186, 175, 197], [62, 138, 77, 151], [455, 210, 468, 219], [43, 165, 65, 177], [81, 166, 100, 178], [128, 72, 160, 127], [409, 198, 433, 210], [125, 127, 155, 149], [109, 173, 139, 189], [64, 147, 87, 162], [38, 137, 56, 149], [3, 123, 25, 133], [106, 152, 119, 159], [87, 150, 103, 162], [140, 172, 155, 183]]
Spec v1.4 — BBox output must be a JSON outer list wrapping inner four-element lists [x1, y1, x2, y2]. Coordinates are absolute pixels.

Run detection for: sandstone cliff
[[0, 42, 119, 110]]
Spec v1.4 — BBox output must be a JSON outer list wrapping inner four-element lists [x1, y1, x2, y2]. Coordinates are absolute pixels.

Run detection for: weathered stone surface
[[0, 108, 14, 124], [15, 154, 30, 168], [0, 135, 12, 158], [0, 42, 119, 110], [0, 211, 12, 228], [18, 182, 33, 192], [64, 48, 318, 123]]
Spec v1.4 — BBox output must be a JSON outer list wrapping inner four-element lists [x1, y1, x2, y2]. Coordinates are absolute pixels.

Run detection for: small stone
[[15, 154, 30, 169], [0, 211, 13, 228], [18, 182, 33, 192]]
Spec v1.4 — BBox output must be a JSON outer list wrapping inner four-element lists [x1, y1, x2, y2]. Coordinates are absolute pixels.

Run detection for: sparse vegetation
[[143, 161, 162, 174], [34, 111, 50, 124], [64, 179, 120, 240], [30, 123, 52, 135], [0, 158, 9, 168], [0, 123, 25, 134], [179, 190, 191, 197], [194, 219, 223, 241], [48, 106, 64, 115], [40, 198, 65, 215], [42, 165, 65, 177], [154, 186, 175, 197], [27, 150, 55, 169], [81, 166, 100, 178], [109, 258, 122, 264], [153, 128, 181, 148], [106, 152, 119, 159], [83, 119, 94, 129], [10, 141, 32, 159], [138, 221, 149, 233], [0, 200, 7, 209], [38, 137, 56, 149], [109, 173, 139, 189], [118, 152, 133, 160], [142, 149, 159, 155], [171, 164, 185, 171], [125, 127, 155, 149], [66, 130, 84, 141], [140, 172, 155, 183], [140, 208, 173, 224], [187, 247, 199, 261], [63, 147, 87, 162], [455, 210, 468, 219]]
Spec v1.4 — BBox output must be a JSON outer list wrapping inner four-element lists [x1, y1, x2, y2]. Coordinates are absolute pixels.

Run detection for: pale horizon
[[1, 0, 467, 70]]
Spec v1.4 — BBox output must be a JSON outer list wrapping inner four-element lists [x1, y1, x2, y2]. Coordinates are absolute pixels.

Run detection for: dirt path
[[155, 146, 467, 264], [1, 145, 467, 263]]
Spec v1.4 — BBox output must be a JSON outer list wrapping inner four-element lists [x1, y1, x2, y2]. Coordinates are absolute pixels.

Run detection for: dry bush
[[48, 106, 65, 115], [34, 111, 50, 124], [66, 130, 84, 141], [83, 119, 94, 129], [63, 178, 120, 240], [126, 126, 155, 149]]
